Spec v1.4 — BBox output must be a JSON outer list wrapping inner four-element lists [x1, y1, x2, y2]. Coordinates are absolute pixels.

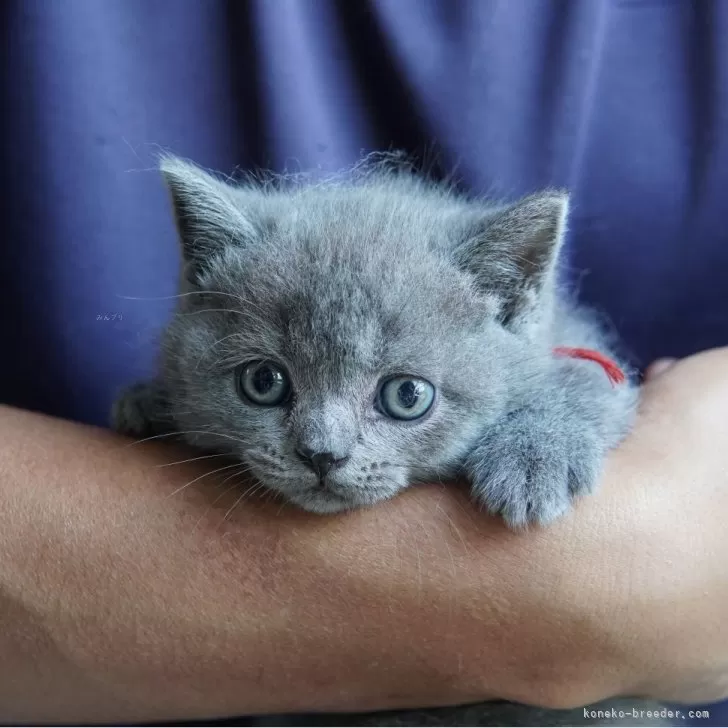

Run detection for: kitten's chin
[[292, 493, 358, 515], [277, 485, 400, 515]]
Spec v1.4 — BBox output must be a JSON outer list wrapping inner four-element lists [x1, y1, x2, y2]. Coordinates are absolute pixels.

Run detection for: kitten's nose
[[295, 447, 350, 477]]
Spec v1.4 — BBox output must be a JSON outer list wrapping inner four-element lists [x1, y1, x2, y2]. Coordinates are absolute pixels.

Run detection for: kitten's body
[[113, 157, 669, 725]]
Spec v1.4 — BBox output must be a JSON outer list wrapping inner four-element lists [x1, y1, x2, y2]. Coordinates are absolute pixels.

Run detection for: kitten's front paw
[[465, 410, 604, 528], [111, 381, 170, 439]]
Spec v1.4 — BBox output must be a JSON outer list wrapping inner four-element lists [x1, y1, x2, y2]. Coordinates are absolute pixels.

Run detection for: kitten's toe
[[567, 439, 602, 498], [468, 443, 571, 528], [466, 420, 604, 528], [111, 381, 169, 439]]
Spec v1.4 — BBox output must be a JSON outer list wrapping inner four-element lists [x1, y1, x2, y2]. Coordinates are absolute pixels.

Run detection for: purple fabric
[[1, 0, 725, 722]]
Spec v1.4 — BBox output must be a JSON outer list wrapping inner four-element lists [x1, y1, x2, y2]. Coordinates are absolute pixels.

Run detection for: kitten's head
[[159, 156, 568, 513]]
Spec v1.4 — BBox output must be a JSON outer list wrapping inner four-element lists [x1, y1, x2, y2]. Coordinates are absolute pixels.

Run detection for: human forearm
[[1, 356, 727, 725], [0, 404, 634, 722], [0, 406, 511, 723]]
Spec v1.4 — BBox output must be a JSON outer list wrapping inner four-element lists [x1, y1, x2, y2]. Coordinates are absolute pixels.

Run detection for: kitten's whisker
[[194, 331, 252, 371], [156, 452, 230, 468], [121, 431, 182, 447], [216, 464, 257, 486], [221, 492, 247, 522], [221, 479, 268, 522], [244, 481, 268, 502], [190, 464, 260, 531], [165, 461, 245, 500], [174, 307, 261, 321], [191, 481, 243, 533], [117, 290, 248, 303], [170, 429, 251, 447], [123, 429, 249, 448], [212, 480, 247, 504]]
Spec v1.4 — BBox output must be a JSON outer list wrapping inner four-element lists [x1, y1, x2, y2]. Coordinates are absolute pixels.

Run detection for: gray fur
[[113, 155, 655, 726]]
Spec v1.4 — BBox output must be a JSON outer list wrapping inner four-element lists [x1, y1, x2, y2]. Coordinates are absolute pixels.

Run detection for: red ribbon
[[553, 346, 626, 386]]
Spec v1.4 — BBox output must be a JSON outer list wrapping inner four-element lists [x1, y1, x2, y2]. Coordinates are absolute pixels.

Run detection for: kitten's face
[[166, 237, 517, 513], [159, 158, 565, 512]]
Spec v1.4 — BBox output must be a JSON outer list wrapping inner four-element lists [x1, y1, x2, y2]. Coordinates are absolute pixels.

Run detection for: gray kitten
[[113, 156, 671, 726]]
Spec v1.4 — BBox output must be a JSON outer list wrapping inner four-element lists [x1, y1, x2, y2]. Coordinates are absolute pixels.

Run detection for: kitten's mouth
[[293, 474, 388, 513], [246, 459, 404, 514], [313, 475, 338, 491], [310, 477, 349, 500], [293, 485, 357, 514]]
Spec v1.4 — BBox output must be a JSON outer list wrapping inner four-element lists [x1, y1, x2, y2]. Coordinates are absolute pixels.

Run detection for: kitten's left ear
[[454, 191, 569, 327], [160, 156, 260, 280]]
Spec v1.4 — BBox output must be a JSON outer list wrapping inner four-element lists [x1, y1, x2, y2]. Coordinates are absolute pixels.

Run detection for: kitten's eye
[[378, 377, 435, 421], [237, 361, 291, 406]]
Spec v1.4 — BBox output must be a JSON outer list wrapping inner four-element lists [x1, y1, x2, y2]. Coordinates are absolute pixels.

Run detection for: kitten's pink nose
[[295, 447, 350, 477]]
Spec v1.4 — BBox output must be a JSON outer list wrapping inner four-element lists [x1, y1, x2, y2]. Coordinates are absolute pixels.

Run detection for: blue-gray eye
[[378, 377, 435, 421], [237, 361, 291, 406]]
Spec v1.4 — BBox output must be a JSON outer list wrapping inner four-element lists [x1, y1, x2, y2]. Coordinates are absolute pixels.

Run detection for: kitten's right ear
[[454, 191, 569, 328], [160, 156, 258, 279]]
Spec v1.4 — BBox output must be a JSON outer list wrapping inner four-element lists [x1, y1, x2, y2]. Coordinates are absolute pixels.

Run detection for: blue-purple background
[[1, 1, 725, 723]]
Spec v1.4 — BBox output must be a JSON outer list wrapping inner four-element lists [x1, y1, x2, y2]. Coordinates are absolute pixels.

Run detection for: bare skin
[[0, 349, 726, 724]]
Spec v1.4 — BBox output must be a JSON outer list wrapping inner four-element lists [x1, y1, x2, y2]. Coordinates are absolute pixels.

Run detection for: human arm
[[1, 349, 727, 723]]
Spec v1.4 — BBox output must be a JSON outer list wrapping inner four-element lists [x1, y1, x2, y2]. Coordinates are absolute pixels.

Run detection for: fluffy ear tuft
[[454, 191, 569, 327], [160, 156, 259, 278]]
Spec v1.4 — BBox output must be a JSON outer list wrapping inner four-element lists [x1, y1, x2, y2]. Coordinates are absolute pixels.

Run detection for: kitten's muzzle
[[295, 447, 350, 478]]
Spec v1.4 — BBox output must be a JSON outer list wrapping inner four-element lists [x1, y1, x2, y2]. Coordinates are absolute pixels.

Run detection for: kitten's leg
[[465, 358, 638, 527], [111, 380, 174, 440]]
